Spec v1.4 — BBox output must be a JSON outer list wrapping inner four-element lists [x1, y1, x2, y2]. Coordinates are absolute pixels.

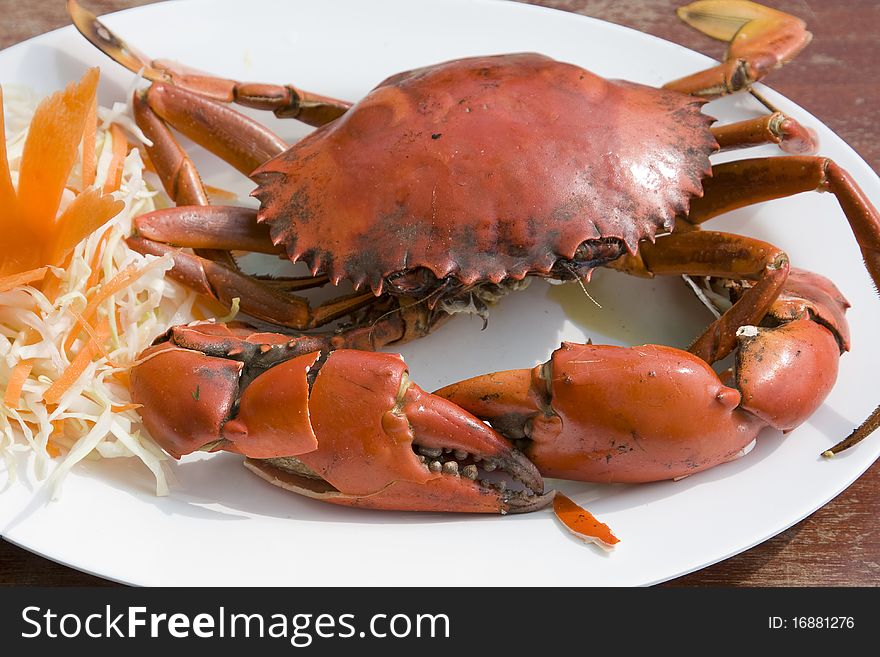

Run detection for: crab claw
[[436, 269, 850, 481], [436, 342, 765, 483], [243, 350, 549, 513], [130, 324, 549, 514]]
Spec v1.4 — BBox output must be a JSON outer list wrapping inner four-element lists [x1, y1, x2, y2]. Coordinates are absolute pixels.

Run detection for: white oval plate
[[2, 0, 878, 586]]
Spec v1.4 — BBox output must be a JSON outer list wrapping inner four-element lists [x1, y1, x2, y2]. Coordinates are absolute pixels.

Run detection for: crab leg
[[130, 89, 246, 278], [139, 84, 288, 177], [131, 94, 377, 328], [130, 231, 376, 329], [436, 270, 848, 482], [125, 62, 391, 331], [711, 112, 816, 154], [687, 157, 880, 290], [673, 155, 880, 452], [611, 229, 790, 364], [664, 0, 811, 98], [135, 206, 280, 255], [68, 0, 351, 127]]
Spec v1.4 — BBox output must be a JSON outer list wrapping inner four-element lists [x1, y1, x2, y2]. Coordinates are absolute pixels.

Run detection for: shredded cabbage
[[0, 85, 208, 498]]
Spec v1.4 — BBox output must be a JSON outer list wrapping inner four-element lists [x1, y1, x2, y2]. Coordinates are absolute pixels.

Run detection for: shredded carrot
[[84, 225, 114, 292], [64, 257, 167, 354], [553, 492, 620, 550], [113, 303, 124, 335], [20, 327, 42, 351], [110, 403, 142, 413], [4, 360, 33, 408], [45, 440, 61, 458], [0, 267, 48, 293], [39, 258, 72, 304], [44, 317, 111, 406], [69, 309, 116, 366], [102, 123, 128, 194], [111, 370, 130, 388], [82, 94, 97, 188]]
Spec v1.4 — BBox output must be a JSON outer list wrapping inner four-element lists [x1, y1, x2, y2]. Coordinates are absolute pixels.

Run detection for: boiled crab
[[68, 0, 880, 514]]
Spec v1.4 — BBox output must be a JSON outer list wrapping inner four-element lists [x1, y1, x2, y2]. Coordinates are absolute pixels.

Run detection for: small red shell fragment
[[553, 492, 620, 550]]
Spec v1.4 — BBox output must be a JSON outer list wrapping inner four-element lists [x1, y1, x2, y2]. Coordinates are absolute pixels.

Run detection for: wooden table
[[1, 0, 877, 587]]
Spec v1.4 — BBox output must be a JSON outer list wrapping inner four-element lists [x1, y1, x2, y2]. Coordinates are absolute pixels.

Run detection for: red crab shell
[[252, 53, 718, 293]]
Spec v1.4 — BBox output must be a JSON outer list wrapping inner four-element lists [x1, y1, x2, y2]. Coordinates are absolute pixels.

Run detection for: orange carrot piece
[[84, 225, 114, 292], [0, 87, 17, 220], [102, 123, 128, 194], [45, 440, 62, 458], [553, 492, 620, 550], [64, 257, 167, 354], [0, 267, 48, 293], [39, 265, 67, 304], [4, 360, 33, 408], [45, 187, 122, 267], [16, 68, 99, 240], [0, 86, 30, 276], [111, 370, 130, 389], [23, 327, 42, 345], [69, 310, 116, 367], [44, 317, 111, 406], [110, 403, 142, 413], [0, 241, 40, 277], [82, 94, 97, 188]]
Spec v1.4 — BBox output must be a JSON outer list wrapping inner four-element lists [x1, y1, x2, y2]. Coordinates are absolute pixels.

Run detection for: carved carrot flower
[[0, 68, 122, 287]]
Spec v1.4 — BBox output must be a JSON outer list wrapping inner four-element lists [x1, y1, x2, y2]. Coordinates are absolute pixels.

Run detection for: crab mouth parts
[[383, 268, 531, 320]]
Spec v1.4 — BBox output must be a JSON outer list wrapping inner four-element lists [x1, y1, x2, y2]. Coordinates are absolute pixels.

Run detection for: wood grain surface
[[0, 0, 877, 587]]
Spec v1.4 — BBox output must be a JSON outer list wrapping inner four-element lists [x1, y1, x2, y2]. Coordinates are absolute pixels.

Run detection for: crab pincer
[[130, 324, 550, 514], [435, 270, 850, 482]]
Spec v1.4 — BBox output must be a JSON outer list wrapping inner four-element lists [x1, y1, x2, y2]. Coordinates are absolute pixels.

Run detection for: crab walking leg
[[664, 0, 811, 98], [135, 206, 281, 255], [663, 156, 880, 454], [130, 80, 382, 330], [67, 0, 351, 127], [131, 88, 287, 199], [129, 235, 376, 330], [711, 112, 817, 154], [611, 230, 790, 364], [134, 205, 327, 293], [436, 273, 848, 481], [686, 157, 880, 289], [131, 93, 210, 209], [131, 90, 239, 274], [141, 83, 288, 177]]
